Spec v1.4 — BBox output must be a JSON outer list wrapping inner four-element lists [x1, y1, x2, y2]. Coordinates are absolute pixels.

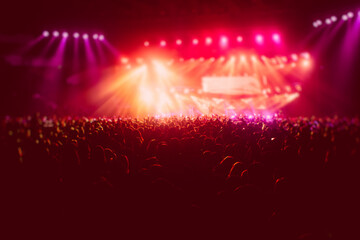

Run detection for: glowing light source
[[220, 36, 228, 46], [302, 60, 310, 68], [160, 40, 166, 47], [316, 20, 322, 26], [53, 31, 59, 37], [192, 38, 199, 45], [236, 36, 243, 42], [205, 37, 212, 45], [98, 35, 105, 41], [42, 31, 50, 37], [325, 18, 332, 25], [82, 33, 89, 39], [93, 34, 99, 40], [313, 22, 318, 28], [255, 34, 264, 44], [251, 55, 257, 62], [176, 39, 182, 45], [272, 33, 280, 43], [144, 41, 150, 47], [331, 16, 337, 22], [120, 57, 129, 64], [73, 32, 80, 38], [291, 54, 298, 61], [219, 56, 225, 62], [62, 32, 69, 38], [342, 14, 348, 21], [347, 12, 354, 18], [301, 52, 310, 59], [240, 55, 246, 62]]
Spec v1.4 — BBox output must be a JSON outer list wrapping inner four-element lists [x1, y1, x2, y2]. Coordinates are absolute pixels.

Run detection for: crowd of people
[[1, 114, 359, 239]]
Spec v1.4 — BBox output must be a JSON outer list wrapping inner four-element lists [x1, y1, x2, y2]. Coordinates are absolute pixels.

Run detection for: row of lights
[[313, 10, 360, 28], [120, 52, 310, 65], [42, 30, 105, 40], [143, 34, 281, 47]]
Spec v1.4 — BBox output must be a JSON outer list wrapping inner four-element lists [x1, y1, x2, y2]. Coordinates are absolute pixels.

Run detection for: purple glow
[[272, 33, 280, 43], [83, 33, 89, 40], [73, 32, 80, 38], [98, 35, 105, 41], [62, 32, 69, 38], [43, 31, 50, 37], [331, 16, 337, 22], [325, 18, 332, 25], [342, 14, 348, 21], [313, 22, 318, 28], [255, 35, 264, 44], [93, 34, 99, 40], [316, 20, 322, 26], [53, 31, 59, 37], [347, 12, 354, 18]]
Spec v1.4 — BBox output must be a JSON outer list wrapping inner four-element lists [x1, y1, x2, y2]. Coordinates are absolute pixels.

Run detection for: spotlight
[[53, 31, 59, 37], [316, 20, 322, 26], [313, 22, 318, 28], [160, 40, 166, 47], [325, 18, 332, 25], [347, 12, 354, 18], [220, 36, 228, 46], [144, 41, 150, 47], [82, 33, 89, 39], [342, 14, 348, 21], [236, 36, 243, 42], [272, 33, 280, 43], [255, 34, 264, 44], [291, 54, 298, 61], [331, 16, 337, 22], [98, 35, 105, 41], [62, 32, 69, 38], [205, 37, 212, 45], [42, 31, 50, 37], [192, 38, 199, 45], [73, 32, 80, 38], [120, 57, 129, 64], [176, 39, 182, 45], [93, 34, 99, 40]]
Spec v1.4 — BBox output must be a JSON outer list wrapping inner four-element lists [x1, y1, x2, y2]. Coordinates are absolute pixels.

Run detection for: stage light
[[236, 36, 243, 42], [192, 38, 199, 45], [176, 39, 182, 45], [160, 40, 166, 47], [220, 36, 228, 46], [98, 35, 105, 41], [53, 31, 59, 37], [93, 34, 99, 40], [291, 54, 298, 61], [73, 32, 80, 38], [82, 33, 89, 39], [302, 60, 310, 68], [210, 57, 215, 62], [295, 84, 302, 91], [205, 37, 212, 45], [316, 20, 322, 26], [313, 22, 318, 28], [331, 16, 337, 22], [240, 55, 246, 62], [120, 57, 129, 64], [230, 56, 236, 61], [199, 57, 204, 61], [347, 12, 354, 18], [291, 62, 297, 68], [251, 55, 257, 62], [144, 41, 150, 47], [301, 52, 310, 59], [42, 31, 50, 37], [255, 35, 264, 44], [342, 14, 348, 21], [184, 88, 190, 94], [325, 18, 332, 25], [219, 56, 225, 62], [272, 33, 280, 43], [62, 32, 69, 38]]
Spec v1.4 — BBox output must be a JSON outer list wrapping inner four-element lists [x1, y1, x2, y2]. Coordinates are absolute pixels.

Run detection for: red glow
[[255, 35, 264, 44], [144, 41, 150, 47], [120, 57, 129, 64], [160, 40, 166, 47], [236, 36, 243, 42], [176, 39, 182, 45], [192, 38, 199, 45], [220, 36, 228, 46], [272, 34, 280, 43], [205, 37, 212, 45]]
